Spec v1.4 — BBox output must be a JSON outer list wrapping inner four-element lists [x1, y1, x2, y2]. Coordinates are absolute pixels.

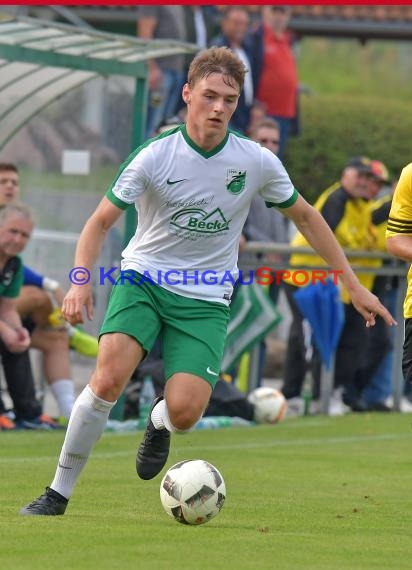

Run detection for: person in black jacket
[[210, 7, 255, 133]]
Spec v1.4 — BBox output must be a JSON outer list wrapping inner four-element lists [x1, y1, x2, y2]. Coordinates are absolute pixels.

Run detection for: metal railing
[[238, 242, 407, 413]]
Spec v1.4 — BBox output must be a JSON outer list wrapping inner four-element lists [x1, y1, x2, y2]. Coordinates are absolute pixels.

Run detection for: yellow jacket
[[286, 185, 381, 302]]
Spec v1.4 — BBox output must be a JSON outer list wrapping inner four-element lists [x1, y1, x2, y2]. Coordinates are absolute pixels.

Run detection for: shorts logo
[[226, 169, 246, 194], [170, 207, 230, 235], [206, 367, 219, 376]]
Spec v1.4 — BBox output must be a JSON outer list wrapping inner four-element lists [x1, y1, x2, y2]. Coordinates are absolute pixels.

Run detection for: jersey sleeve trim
[[387, 216, 412, 235], [106, 188, 129, 210], [265, 188, 299, 209]]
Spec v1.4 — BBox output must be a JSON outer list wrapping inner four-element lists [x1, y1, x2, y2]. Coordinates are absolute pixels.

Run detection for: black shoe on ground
[[348, 398, 369, 413], [19, 487, 68, 516], [136, 396, 170, 480], [15, 414, 64, 430]]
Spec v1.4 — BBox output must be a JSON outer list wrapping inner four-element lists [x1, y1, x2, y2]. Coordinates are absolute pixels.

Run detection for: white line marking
[[1, 432, 409, 463]]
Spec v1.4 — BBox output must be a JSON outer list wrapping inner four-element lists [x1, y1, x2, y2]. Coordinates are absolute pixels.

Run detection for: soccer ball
[[160, 459, 226, 525], [247, 387, 287, 424]]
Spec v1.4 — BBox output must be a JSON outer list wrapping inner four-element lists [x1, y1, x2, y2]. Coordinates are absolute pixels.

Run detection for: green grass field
[[1, 413, 411, 570]]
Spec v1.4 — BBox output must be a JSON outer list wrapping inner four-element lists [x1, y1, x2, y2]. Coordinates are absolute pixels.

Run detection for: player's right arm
[[62, 197, 124, 325]]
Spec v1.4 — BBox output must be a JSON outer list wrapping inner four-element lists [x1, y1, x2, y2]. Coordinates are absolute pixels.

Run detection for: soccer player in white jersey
[[20, 47, 396, 516]]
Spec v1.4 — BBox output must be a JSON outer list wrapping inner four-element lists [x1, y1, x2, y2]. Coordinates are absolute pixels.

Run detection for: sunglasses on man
[[258, 138, 280, 145]]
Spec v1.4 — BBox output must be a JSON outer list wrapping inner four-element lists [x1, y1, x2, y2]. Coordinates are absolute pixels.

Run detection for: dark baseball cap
[[345, 156, 373, 173]]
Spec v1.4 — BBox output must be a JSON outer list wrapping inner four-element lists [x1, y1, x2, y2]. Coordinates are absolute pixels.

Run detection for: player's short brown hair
[[188, 46, 246, 93]]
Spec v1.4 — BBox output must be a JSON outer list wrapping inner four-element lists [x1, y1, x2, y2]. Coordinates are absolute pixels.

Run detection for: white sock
[[49, 379, 75, 419], [151, 399, 198, 434], [50, 385, 114, 499]]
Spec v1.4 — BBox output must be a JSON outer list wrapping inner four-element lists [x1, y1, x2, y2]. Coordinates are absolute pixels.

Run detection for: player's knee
[[170, 413, 198, 432], [22, 286, 48, 309], [44, 329, 69, 349], [90, 370, 124, 402], [167, 401, 204, 431]]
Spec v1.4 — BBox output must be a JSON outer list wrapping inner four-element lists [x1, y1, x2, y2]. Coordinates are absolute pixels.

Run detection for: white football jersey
[[107, 125, 298, 304]]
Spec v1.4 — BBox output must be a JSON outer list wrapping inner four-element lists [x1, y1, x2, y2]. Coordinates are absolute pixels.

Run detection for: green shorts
[[100, 272, 230, 388]]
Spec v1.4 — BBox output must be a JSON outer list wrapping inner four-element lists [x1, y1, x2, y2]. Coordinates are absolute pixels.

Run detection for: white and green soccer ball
[[160, 459, 226, 525], [247, 387, 288, 424]]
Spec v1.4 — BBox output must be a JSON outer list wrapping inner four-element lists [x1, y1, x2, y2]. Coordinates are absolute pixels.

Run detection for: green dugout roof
[[0, 10, 197, 149]]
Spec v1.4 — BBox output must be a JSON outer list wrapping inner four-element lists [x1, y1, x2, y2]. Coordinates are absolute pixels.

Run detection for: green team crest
[[226, 169, 246, 194]]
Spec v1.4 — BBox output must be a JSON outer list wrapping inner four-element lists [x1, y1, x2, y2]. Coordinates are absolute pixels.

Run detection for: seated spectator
[[0, 163, 97, 356], [15, 286, 82, 420], [0, 163, 98, 424], [0, 203, 60, 430]]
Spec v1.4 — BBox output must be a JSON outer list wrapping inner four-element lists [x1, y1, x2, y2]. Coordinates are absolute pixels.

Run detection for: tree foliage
[[285, 94, 411, 203]]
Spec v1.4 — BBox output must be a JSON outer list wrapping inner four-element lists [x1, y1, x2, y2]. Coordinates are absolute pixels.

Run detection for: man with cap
[[352, 161, 399, 411], [281, 156, 387, 412]]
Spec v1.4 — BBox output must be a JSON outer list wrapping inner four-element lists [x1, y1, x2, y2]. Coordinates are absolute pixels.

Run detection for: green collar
[[180, 124, 229, 159]]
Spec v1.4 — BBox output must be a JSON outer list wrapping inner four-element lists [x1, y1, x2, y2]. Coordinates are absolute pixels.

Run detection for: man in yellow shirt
[[282, 157, 386, 411], [351, 161, 394, 410]]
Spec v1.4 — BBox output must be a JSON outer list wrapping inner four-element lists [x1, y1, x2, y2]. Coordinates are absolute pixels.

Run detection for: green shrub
[[285, 94, 412, 203]]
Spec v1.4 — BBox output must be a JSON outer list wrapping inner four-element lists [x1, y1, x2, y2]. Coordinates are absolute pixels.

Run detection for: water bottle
[[302, 372, 313, 416], [139, 375, 155, 424], [48, 307, 66, 329], [106, 419, 139, 432], [195, 416, 253, 430]]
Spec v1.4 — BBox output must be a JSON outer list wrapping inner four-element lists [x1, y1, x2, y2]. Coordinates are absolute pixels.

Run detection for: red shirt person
[[254, 6, 299, 159]]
